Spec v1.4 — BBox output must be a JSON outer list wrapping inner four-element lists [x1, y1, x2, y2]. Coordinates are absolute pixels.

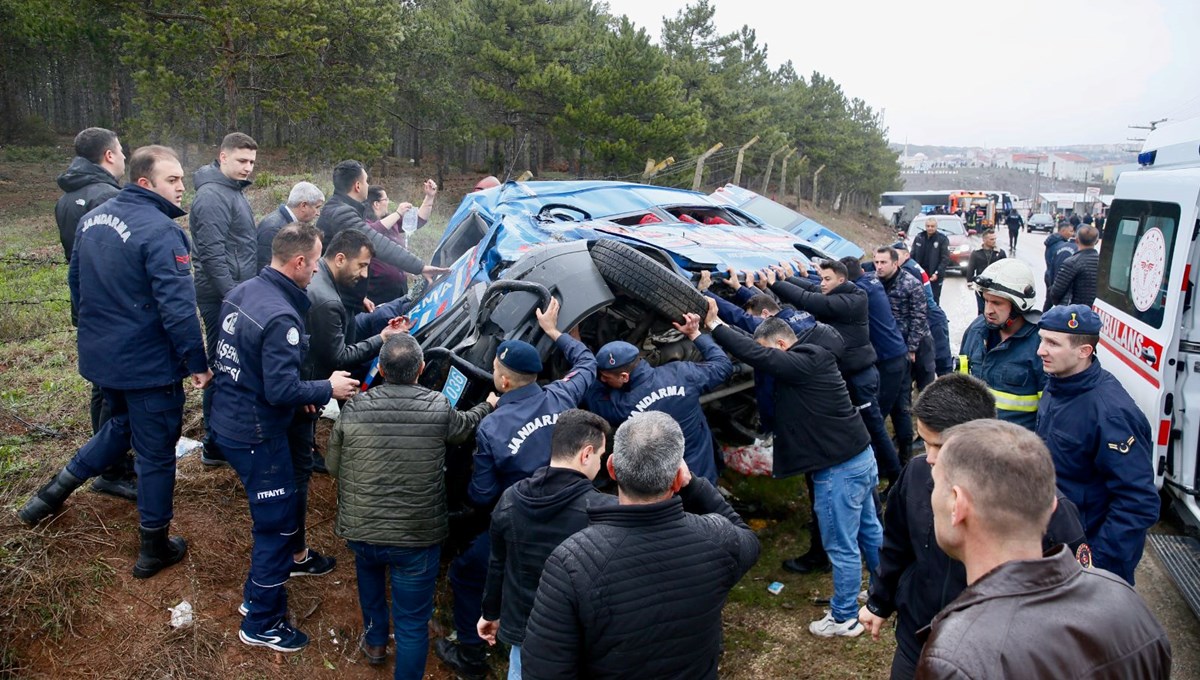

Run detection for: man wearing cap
[[957, 259, 1045, 430], [437, 297, 596, 678], [585, 312, 733, 484], [1036, 304, 1159, 585]]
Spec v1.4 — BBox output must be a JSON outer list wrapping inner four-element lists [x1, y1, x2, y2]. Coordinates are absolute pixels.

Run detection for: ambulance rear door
[[1093, 168, 1200, 516]]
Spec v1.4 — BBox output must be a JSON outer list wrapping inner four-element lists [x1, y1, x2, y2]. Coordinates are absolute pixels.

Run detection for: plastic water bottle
[[401, 207, 419, 233]]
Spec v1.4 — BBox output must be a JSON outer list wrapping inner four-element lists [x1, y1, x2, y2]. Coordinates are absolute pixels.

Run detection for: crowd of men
[[17, 127, 1173, 679]]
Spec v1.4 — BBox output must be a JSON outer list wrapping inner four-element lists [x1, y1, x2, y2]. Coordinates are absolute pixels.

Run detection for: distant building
[[1048, 152, 1091, 181]]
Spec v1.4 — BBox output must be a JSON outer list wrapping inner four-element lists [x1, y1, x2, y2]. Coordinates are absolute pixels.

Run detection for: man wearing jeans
[[708, 302, 882, 637], [328, 334, 494, 676]]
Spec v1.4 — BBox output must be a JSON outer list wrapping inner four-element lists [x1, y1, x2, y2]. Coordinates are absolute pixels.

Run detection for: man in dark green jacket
[[328, 333, 496, 675]]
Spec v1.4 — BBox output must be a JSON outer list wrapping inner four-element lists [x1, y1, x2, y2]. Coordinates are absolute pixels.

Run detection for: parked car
[[1027, 212, 1056, 233], [404, 180, 862, 448], [907, 214, 978, 275]]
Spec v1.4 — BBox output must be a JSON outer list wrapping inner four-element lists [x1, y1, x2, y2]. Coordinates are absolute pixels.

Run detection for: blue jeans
[[67, 383, 184, 529], [348, 542, 441, 680], [215, 433, 298, 634], [813, 447, 883, 622], [509, 644, 522, 679]]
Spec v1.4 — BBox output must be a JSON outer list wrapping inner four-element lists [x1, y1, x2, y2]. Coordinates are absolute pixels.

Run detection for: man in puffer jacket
[[522, 412, 759, 679], [191, 132, 259, 463], [327, 333, 496, 676], [477, 410, 616, 677]]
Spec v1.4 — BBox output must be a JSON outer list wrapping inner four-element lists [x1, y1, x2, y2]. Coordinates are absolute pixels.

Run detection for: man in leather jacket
[[916, 419, 1170, 679]]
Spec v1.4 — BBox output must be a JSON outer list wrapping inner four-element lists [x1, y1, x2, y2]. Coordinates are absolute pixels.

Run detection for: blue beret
[[596, 341, 640, 370], [891, 240, 909, 251], [496, 340, 542, 374], [1040, 305, 1101, 335]]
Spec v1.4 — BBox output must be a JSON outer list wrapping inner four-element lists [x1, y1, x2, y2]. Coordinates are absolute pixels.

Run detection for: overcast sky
[[604, 0, 1200, 148]]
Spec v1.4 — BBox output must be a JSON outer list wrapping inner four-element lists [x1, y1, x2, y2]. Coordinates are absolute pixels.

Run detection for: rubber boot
[[17, 469, 86, 526], [132, 525, 188, 579]]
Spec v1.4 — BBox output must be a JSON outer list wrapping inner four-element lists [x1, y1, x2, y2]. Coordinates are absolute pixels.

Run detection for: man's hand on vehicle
[[704, 297, 724, 331], [421, 265, 450, 279], [329, 370, 360, 400], [698, 270, 713, 292], [536, 297, 562, 341], [726, 266, 741, 290], [673, 312, 702, 340], [486, 392, 500, 408]]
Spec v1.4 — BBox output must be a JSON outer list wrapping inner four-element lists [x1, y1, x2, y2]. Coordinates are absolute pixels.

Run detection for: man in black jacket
[[193, 132, 259, 467], [707, 303, 881, 638], [859, 374, 1087, 680], [478, 409, 615, 677], [315, 160, 447, 284], [963, 229, 1006, 314], [1046, 224, 1099, 307], [910, 218, 950, 304], [768, 260, 899, 486], [54, 127, 135, 500], [521, 411, 759, 679]]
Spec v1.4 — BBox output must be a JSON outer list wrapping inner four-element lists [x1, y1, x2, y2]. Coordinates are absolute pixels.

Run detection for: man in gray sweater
[[328, 334, 496, 676]]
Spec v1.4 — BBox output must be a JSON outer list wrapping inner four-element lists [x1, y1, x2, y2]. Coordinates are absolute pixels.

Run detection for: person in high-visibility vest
[[957, 259, 1045, 430]]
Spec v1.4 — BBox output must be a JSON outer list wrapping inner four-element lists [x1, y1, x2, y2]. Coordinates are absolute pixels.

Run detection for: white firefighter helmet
[[975, 258, 1037, 313]]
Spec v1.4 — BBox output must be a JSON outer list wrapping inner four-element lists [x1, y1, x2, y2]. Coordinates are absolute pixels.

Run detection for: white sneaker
[[809, 611, 865, 638]]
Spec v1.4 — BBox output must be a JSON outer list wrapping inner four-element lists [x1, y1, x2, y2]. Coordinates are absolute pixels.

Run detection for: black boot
[[17, 469, 86, 526], [91, 466, 137, 502], [132, 525, 188, 579], [434, 637, 488, 679], [782, 518, 831, 574]]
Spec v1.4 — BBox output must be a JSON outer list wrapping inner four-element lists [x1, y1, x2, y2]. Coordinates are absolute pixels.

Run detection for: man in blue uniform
[[437, 298, 596, 678], [585, 313, 732, 484], [19, 146, 210, 581], [209, 222, 361, 652], [958, 259, 1045, 430], [1037, 305, 1159, 585]]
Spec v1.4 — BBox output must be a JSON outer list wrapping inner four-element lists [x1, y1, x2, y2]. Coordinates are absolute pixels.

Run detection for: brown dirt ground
[[0, 145, 901, 679]]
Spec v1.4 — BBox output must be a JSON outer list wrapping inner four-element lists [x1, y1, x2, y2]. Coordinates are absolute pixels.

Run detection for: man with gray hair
[[917, 419, 1171, 679], [521, 412, 759, 679], [257, 181, 326, 270], [328, 334, 496, 673]]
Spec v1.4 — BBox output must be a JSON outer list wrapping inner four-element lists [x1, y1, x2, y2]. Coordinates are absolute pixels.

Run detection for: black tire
[[590, 239, 707, 321]]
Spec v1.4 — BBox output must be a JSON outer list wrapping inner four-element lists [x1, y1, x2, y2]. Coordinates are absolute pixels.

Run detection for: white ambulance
[[1096, 119, 1200, 532]]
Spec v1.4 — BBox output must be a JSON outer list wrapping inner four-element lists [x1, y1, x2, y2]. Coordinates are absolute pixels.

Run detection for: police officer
[[208, 222, 360, 652], [437, 298, 596, 678], [958, 259, 1044, 430], [586, 312, 733, 484], [19, 145, 210, 581], [1037, 305, 1159, 585]]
